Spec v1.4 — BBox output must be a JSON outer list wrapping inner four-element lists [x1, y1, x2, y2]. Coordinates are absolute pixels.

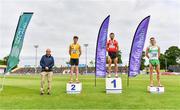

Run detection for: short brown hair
[[110, 33, 114, 35], [73, 36, 78, 39], [150, 37, 155, 40]]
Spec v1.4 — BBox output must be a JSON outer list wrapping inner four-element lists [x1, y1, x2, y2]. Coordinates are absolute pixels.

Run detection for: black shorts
[[108, 52, 118, 60], [70, 58, 79, 66]]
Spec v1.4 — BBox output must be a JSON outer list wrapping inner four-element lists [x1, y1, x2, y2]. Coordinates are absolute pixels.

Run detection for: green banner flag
[[5, 12, 33, 73]]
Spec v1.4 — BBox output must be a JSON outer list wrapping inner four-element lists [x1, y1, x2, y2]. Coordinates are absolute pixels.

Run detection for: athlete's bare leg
[[156, 64, 162, 86], [114, 57, 118, 78], [149, 64, 154, 86], [69, 66, 74, 83], [75, 65, 79, 83], [108, 56, 112, 78]]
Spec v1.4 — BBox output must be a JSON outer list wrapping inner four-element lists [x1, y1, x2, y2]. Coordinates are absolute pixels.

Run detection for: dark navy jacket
[[40, 55, 54, 71]]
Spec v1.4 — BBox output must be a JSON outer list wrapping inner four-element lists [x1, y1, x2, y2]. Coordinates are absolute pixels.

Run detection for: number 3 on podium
[[71, 84, 76, 90], [111, 79, 116, 88]]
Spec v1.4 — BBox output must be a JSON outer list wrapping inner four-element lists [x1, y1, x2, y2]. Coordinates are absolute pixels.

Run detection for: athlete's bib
[[107, 40, 118, 52], [148, 45, 159, 60]]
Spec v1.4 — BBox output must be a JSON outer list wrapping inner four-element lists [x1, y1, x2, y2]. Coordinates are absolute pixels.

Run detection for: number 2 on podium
[[111, 79, 116, 88], [157, 87, 160, 92], [71, 84, 76, 90]]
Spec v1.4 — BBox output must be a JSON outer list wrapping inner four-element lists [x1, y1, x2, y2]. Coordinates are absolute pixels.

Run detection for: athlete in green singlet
[[146, 37, 162, 87]]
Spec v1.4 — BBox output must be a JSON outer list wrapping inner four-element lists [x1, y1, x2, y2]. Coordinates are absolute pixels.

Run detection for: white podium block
[[106, 78, 122, 94], [66, 83, 82, 94], [147, 86, 164, 93]]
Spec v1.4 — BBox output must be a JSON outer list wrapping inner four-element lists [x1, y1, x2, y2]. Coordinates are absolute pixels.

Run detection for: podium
[[106, 78, 122, 94], [147, 86, 164, 93], [66, 83, 82, 94]]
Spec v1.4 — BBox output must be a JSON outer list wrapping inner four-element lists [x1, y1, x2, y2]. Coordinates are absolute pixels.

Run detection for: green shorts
[[149, 59, 160, 66]]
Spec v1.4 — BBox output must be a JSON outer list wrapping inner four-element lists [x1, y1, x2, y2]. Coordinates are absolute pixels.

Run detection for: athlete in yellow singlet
[[69, 36, 81, 83]]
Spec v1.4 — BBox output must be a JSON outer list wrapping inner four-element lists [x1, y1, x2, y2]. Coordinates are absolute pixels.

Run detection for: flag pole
[[95, 71, 97, 87], [0, 74, 6, 92], [127, 73, 129, 87], [95, 60, 97, 87]]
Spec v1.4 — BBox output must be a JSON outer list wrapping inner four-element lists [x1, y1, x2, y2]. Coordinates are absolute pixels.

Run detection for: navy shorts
[[70, 58, 79, 66], [108, 52, 118, 60]]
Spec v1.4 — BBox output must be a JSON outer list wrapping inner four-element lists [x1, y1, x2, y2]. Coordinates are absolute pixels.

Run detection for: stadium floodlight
[[34, 45, 39, 74], [83, 44, 88, 74]]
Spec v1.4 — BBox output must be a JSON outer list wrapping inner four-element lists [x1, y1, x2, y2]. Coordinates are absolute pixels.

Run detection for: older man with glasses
[[40, 49, 54, 95]]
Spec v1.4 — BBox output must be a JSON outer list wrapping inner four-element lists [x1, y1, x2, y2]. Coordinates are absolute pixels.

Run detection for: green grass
[[0, 74, 180, 109]]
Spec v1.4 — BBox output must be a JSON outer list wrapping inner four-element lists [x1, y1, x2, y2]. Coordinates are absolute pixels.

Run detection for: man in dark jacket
[[40, 49, 54, 95]]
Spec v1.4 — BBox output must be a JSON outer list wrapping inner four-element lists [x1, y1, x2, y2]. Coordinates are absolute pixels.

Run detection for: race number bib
[[71, 49, 77, 54], [151, 52, 157, 57], [109, 43, 115, 48], [150, 52, 158, 59]]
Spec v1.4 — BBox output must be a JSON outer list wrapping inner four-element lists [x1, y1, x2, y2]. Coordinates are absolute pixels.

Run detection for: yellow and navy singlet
[[70, 43, 80, 59]]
